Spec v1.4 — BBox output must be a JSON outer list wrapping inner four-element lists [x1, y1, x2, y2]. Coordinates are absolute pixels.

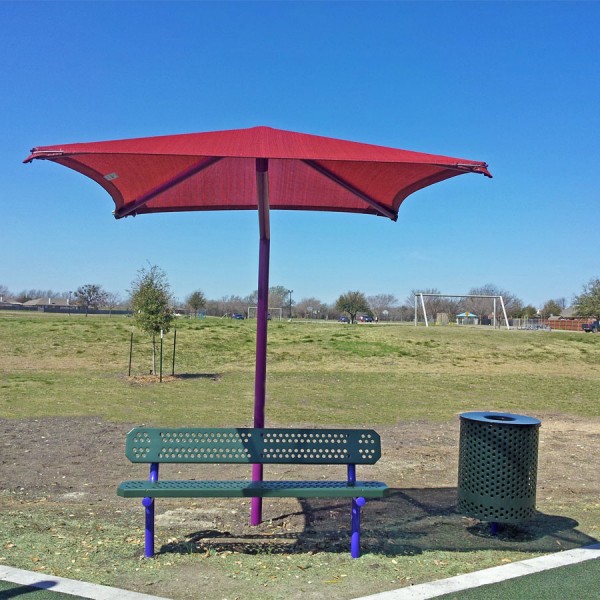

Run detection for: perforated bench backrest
[[125, 427, 381, 464]]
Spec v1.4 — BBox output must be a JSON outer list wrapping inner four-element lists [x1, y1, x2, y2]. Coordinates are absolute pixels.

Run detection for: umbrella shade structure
[[24, 126, 491, 219], [25, 125, 491, 524]]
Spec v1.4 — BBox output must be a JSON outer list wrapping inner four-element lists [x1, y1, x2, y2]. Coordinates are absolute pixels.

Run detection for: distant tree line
[[3, 276, 600, 322]]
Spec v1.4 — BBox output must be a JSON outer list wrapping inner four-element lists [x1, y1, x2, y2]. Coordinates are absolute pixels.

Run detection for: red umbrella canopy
[[24, 125, 491, 221]]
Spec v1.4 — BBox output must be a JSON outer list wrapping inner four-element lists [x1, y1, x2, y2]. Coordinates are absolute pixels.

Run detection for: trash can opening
[[484, 414, 516, 421]]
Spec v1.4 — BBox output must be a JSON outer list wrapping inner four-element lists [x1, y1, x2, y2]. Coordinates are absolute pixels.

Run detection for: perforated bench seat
[[118, 479, 389, 499]]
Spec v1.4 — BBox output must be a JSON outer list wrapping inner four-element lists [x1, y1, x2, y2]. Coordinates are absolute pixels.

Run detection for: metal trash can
[[457, 411, 541, 524]]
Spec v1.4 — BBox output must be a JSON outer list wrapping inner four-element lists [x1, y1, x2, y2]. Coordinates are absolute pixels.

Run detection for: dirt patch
[[125, 373, 222, 385], [1, 414, 599, 599]]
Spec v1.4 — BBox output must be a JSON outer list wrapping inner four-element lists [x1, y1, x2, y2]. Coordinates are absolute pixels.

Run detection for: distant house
[[22, 297, 72, 311], [23, 297, 70, 307], [0, 297, 22, 308]]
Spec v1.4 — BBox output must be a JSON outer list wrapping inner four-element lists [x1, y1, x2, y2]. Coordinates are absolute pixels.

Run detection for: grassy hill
[[2, 312, 599, 425]]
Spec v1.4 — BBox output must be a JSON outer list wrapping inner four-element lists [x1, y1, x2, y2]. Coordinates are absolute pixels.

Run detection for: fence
[[414, 316, 593, 332], [0, 304, 132, 316], [512, 318, 591, 332], [545, 318, 591, 332]]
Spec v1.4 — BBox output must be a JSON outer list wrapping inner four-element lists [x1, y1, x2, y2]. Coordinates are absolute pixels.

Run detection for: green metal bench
[[117, 427, 389, 558]]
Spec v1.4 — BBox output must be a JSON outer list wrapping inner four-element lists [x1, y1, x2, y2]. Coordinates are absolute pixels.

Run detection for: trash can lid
[[459, 411, 541, 426]]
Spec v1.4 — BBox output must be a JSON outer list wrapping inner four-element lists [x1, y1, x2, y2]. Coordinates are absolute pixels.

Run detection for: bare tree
[[247, 285, 292, 311], [268, 285, 290, 308], [74, 284, 108, 316], [0, 284, 11, 302], [466, 284, 523, 320], [15, 289, 62, 303], [409, 288, 446, 321], [390, 304, 414, 322], [367, 293, 397, 321], [295, 297, 328, 319], [104, 291, 122, 316], [215, 295, 247, 317]]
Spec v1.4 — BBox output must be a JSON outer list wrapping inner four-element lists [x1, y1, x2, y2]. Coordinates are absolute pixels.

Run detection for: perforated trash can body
[[457, 412, 541, 523]]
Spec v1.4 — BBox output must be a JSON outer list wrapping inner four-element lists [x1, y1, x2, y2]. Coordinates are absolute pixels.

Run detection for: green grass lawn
[[1, 312, 599, 425]]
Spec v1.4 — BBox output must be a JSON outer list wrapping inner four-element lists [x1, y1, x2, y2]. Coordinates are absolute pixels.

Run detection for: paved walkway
[[1, 544, 599, 600], [0, 565, 169, 600]]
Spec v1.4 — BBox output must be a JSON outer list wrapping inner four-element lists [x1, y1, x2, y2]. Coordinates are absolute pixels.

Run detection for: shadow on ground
[[173, 373, 222, 381], [0, 580, 61, 600], [159, 487, 598, 557]]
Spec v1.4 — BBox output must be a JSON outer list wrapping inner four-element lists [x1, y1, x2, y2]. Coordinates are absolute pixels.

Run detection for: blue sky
[[2, 1, 598, 308]]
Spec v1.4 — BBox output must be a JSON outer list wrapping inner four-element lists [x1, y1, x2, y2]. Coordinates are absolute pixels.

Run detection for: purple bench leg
[[351, 497, 366, 558], [143, 497, 155, 557], [142, 462, 159, 558]]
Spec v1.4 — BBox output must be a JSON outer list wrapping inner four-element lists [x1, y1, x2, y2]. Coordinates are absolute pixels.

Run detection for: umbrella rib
[[302, 159, 398, 221], [114, 156, 224, 219]]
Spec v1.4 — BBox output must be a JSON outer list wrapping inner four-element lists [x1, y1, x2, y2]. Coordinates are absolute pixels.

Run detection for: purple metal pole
[[143, 462, 159, 557], [251, 157, 270, 526], [348, 464, 356, 486], [143, 497, 154, 557], [348, 464, 364, 558]]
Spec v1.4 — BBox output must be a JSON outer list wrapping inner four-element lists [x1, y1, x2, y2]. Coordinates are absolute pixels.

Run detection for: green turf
[[0, 579, 87, 599], [435, 557, 600, 599]]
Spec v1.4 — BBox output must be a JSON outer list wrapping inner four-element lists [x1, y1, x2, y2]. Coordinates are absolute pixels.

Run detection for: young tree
[[540, 299, 564, 318], [74, 284, 108, 316], [129, 265, 174, 374], [186, 290, 206, 317], [573, 277, 600, 318], [335, 291, 369, 324], [520, 305, 539, 319]]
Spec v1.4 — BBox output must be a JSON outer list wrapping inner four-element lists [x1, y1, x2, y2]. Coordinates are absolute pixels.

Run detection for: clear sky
[[2, 1, 598, 308]]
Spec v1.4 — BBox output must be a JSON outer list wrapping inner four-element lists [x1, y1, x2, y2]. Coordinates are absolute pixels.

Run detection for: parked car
[[582, 320, 599, 333], [338, 316, 350, 323], [358, 315, 374, 323], [231, 313, 245, 320]]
